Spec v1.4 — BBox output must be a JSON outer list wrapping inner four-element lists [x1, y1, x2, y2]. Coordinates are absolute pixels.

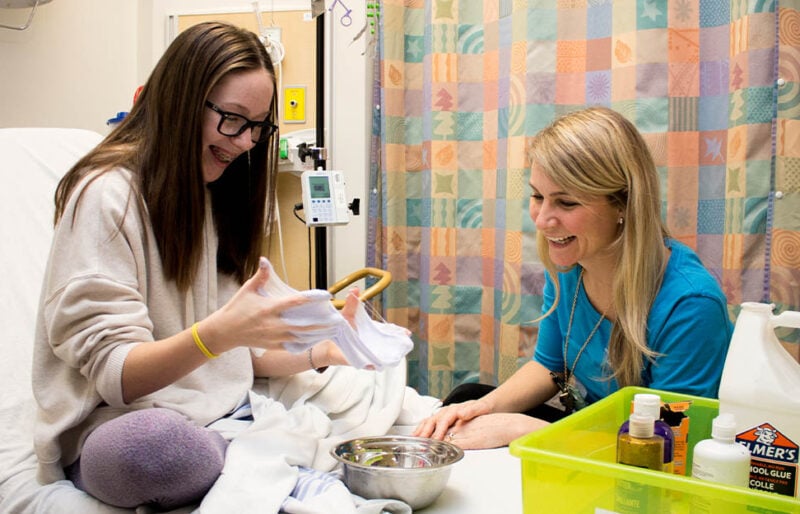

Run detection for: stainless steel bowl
[[331, 435, 464, 509]]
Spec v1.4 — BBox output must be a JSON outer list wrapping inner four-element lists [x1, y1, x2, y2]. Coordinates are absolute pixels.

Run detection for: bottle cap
[[632, 393, 661, 420], [629, 413, 655, 438], [711, 413, 737, 441]]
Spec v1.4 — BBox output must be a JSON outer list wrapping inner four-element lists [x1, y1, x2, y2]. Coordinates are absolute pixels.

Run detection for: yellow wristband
[[191, 322, 219, 359]]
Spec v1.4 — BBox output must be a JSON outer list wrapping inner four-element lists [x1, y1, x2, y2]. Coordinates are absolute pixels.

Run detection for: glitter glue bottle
[[617, 413, 665, 470], [615, 413, 665, 513], [618, 393, 675, 473]]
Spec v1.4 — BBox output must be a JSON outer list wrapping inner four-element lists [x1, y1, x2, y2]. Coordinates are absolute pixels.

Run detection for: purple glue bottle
[[618, 393, 675, 473]]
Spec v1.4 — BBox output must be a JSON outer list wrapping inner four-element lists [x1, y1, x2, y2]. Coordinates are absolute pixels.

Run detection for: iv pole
[[313, 10, 327, 289]]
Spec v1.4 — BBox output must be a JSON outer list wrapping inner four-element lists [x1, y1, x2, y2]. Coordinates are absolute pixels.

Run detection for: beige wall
[[0, 0, 370, 291], [0, 0, 138, 133]]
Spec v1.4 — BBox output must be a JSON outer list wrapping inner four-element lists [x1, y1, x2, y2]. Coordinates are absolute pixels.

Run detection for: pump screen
[[309, 176, 331, 199]]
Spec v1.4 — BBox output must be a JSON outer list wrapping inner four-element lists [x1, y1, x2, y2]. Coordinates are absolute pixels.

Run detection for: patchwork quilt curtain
[[372, 0, 800, 396]]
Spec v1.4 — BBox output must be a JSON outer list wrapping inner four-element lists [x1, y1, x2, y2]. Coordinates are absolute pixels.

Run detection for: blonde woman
[[415, 107, 732, 450]]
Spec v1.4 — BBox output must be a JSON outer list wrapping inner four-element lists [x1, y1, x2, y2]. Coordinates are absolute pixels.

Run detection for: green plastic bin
[[509, 387, 800, 513]]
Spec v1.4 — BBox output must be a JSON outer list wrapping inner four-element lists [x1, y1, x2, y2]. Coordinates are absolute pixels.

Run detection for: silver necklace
[[552, 268, 605, 413]]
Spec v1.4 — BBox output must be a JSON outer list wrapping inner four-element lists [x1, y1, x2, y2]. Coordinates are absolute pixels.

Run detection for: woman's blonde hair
[[530, 106, 669, 387]]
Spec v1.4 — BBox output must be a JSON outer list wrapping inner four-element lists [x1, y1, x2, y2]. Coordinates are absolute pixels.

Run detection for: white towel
[[199, 361, 430, 514]]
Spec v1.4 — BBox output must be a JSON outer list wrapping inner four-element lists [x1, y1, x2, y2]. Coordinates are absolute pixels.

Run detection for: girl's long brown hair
[[55, 22, 279, 290]]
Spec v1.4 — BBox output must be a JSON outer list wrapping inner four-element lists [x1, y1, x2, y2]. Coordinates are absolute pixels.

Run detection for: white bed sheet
[[1, 127, 105, 406], [0, 127, 525, 514], [0, 127, 146, 513]]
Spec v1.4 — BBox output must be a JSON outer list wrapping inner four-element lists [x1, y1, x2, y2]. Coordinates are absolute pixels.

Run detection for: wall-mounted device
[[300, 169, 349, 226], [279, 128, 316, 173], [284, 86, 307, 124]]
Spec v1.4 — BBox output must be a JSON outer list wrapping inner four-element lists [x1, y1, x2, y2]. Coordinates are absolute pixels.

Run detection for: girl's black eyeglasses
[[205, 101, 278, 143]]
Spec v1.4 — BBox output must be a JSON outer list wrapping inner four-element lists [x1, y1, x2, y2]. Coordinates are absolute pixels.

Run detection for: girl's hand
[[200, 257, 335, 354], [314, 287, 360, 366], [340, 286, 359, 328]]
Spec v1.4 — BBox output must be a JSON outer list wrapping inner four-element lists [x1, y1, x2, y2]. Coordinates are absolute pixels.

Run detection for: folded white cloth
[[257, 257, 413, 370]]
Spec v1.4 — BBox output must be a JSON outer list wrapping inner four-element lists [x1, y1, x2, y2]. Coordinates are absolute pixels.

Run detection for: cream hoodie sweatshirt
[[32, 169, 252, 484]]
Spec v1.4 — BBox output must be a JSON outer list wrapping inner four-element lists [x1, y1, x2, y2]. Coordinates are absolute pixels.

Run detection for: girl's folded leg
[[66, 408, 228, 510]]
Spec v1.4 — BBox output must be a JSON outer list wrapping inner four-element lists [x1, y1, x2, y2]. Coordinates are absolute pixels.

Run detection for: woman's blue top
[[534, 239, 733, 404]]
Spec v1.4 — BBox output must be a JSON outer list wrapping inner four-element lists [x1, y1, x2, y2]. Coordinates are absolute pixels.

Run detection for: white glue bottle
[[718, 302, 800, 498], [691, 413, 751, 487]]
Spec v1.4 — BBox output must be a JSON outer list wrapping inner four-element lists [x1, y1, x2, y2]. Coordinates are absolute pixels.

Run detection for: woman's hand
[[414, 392, 551, 450], [437, 413, 550, 450], [413, 399, 490, 441]]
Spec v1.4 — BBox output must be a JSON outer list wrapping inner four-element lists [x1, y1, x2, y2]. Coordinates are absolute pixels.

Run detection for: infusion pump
[[300, 169, 350, 226]]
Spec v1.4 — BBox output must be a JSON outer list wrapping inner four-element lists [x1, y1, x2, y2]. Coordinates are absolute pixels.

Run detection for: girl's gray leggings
[[65, 408, 228, 510]]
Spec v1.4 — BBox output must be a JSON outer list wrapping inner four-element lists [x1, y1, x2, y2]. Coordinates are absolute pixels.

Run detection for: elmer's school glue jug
[[718, 302, 800, 499]]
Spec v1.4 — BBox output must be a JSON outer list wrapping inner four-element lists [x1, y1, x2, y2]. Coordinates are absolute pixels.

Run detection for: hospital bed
[[0, 127, 521, 513]]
